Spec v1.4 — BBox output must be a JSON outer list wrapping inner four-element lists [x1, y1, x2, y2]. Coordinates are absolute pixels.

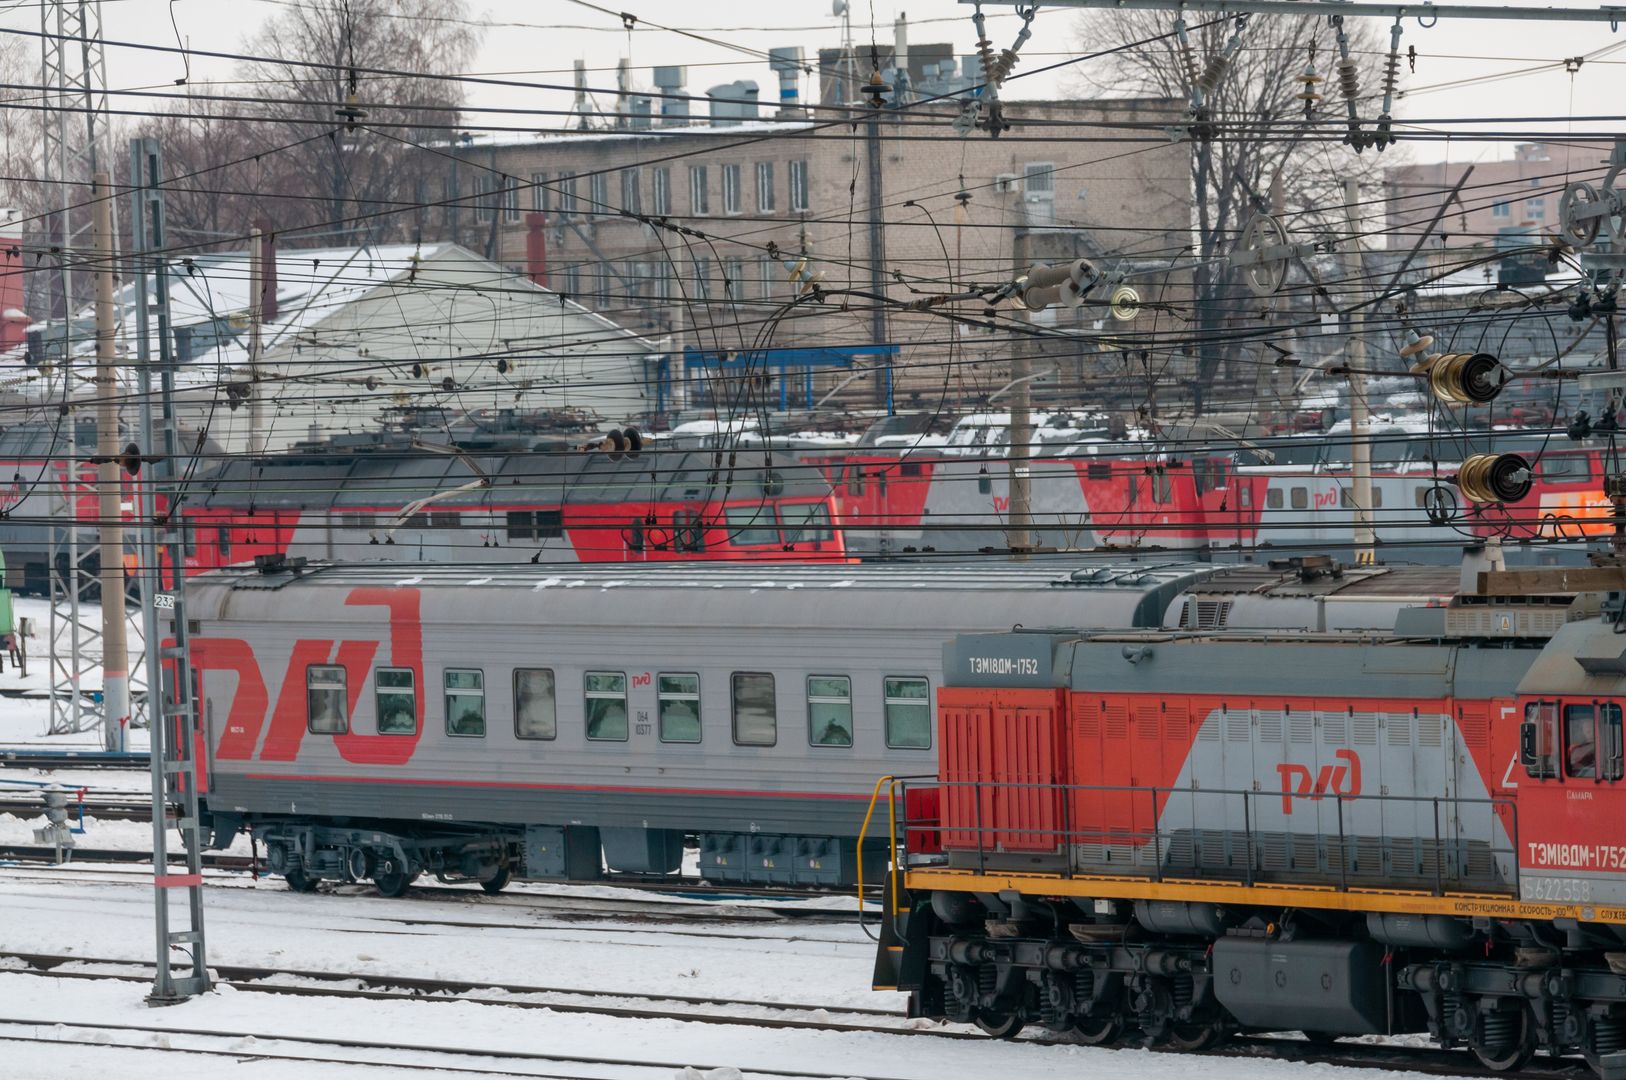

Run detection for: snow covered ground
[[0, 864, 1439, 1078], [0, 595, 150, 753]]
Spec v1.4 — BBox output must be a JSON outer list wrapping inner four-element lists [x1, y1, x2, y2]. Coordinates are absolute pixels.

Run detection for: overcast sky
[[8, 0, 1623, 165]]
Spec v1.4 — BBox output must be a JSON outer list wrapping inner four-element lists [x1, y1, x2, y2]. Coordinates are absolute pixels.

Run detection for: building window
[[503, 177, 521, 222], [653, 167, 671, 215], [506, 509, 564, 540], [621, 167, 642, 216], [732, 672, 776, 746], [722, 163, 742, 215], [585, 671, 628, 741], [472, 175, 494, 223], [788, 159, 809, 212], [1526, 197, 1545, 221], [884, 676, 931, 749], [1023, 162, 1055, 194], [723, 256, 743, 299], [807, 675, 852, 747], [375, 668, 417, 735], [689, 165, 709, 215], [514, 668, 556, 740], [690, 255, 712, 298], [658, 673, 702, 743], [756, 161, 775, 212], [558, 176, 577, 221], [1492, 201, 1510, 219], [760, 258, 778, 300], [589, 173, 608, 217], [306, 665, 348, 734], [445, 669, 485, 736], [531, 172, 548, 213]]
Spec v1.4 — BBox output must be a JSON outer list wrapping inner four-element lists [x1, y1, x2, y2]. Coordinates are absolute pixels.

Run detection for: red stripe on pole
[[153, 873, 203, 888]]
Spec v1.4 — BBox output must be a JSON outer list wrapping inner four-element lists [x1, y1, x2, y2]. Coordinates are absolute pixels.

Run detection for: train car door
[[1513, 697, 1626, 906]]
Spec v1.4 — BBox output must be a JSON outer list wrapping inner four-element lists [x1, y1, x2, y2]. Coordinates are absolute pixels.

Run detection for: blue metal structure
[[660, 345, 903, 414]]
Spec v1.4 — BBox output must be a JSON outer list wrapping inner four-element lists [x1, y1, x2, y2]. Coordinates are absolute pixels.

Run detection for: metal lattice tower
[[40, 1, 128, 741]]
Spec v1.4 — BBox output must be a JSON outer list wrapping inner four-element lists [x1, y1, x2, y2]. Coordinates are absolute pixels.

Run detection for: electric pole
[[1008, 233, 1035, 561], [863, 69, 890, 410], [92, 172, 126, 750], [1342, 178, 1375, 564], [248, 226, 264, 456]]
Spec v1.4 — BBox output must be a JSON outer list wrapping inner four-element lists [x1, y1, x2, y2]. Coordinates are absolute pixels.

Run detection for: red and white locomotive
[[874, 551, 1626, 1072]]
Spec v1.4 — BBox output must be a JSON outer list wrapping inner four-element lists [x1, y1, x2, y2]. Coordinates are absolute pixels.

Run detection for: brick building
[[1384, 141, 1617, 254], [437, 91, 1191, 416]]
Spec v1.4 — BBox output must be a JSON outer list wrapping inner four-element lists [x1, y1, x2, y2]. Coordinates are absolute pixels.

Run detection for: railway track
[[0, 749, 148, 771], [0, 953, 1598, 1078], [0, 844, 870, 921], [0, 795, 160, 822]]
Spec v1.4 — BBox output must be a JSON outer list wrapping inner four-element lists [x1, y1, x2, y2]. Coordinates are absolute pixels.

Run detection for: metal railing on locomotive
[[886, 778, 1520, 899]]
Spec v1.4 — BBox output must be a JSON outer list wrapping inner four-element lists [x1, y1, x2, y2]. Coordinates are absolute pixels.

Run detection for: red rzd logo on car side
[[1276, 748, 1362, 814]]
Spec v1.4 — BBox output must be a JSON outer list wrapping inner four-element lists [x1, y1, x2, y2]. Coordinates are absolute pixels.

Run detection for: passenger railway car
[[871, 558, 1626, 1072], [188, 560, 1214, 895]]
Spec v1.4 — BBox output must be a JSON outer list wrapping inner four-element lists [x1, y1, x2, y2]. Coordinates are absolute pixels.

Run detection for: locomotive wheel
[[480, 866, 512, 895], [284, 869, 318, 893], [373, 858, 411, 899], [1471, 1006, 1535, 1073], [1072, 1016, 1123, 1046], [1162, 1022, 1226, 1051], [974, 1010, 1026, 1039]]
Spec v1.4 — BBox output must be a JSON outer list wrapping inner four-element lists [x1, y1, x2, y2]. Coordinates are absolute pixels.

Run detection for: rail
[[888, 778, 1521, 898]]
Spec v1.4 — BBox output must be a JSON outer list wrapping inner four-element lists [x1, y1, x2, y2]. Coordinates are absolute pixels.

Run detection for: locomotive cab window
[[732, 673, 776, 746], [1521, 700, 1560, 778], [780, 503, 833, 545], [1565, 702, 1625, 780], [376, 668, 417, 735], [585, 672, 629, 741], [724, 507, 779, 546], [1266, 488, 1283, 510], [514, 668, 556, 740], [884, 677, 932, 749], [445, 669, 485, 737], [658, 673, 702, 743], [306, 665, 348, 734], [807, 675, 853, 747]]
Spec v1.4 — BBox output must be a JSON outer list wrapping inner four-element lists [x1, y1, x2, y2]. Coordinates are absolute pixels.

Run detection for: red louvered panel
[[936, 694, 991, 851], [990, 697, 1066, 853]]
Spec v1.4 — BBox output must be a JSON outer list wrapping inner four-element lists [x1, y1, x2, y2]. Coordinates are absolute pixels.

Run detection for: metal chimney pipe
[[768, 47, 805, 119]]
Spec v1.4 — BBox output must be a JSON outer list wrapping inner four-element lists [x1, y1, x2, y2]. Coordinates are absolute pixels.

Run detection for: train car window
[[430, 511, 459, 529], [900, 461, 922, 477], [780, 503, 833, 545], [306, 665, 348, 734], [724, 507, 779, 546], [217, 527, 232, 559], [672, 511, 705, 553], [1520, 700, 1559, 778], [375, 668, 417, 735], [846, 467, 864, 497], [513, 668, 556, 740], [534, 510, 563, 539], [1290, 487, 1308, 510], [1151, 472, 1172, 504], [807, 675, 853, 747], [1086, 462, 1111, 481], [1539, 454, 1590, 481], [1266, 488, 1283, 510], [585, 672, 629, 741], [445, 669, 485, 737], [732, 673, 777, 746], [657, 673, 702, 743], [1566, 703, 1599, 779], [1239, 486, 1252, 509], [1605, 704, 1625, 781], [884, 677, 932, 749]]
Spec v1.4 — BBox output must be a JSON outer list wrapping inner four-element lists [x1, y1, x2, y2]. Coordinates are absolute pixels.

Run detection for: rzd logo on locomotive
[[1276, 748, 1362, 814]]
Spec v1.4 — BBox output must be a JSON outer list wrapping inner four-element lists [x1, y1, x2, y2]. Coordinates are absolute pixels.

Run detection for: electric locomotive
[[871, 551, 1626, 1073]]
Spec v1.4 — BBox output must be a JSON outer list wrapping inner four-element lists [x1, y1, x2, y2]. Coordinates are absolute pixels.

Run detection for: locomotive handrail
[[856, 774, 899, 938], [891, 776, 1521, 899]]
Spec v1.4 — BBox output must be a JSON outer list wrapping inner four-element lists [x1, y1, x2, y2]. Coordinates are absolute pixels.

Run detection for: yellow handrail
[[858, 773, 913, 929]]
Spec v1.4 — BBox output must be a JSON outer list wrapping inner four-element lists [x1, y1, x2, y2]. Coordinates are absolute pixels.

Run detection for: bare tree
[[1072, 11, 1394, 411], [236, 0, 480, 246], [131, 88, 264, 247]]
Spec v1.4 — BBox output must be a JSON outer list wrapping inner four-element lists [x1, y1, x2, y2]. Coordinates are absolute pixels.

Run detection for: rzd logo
[[1276, 748, 1362, 814]]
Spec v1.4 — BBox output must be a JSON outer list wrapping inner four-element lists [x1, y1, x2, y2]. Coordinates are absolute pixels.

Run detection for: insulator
[[1337, 58, 1360, 102], [1198, 53, 1232, 98], [1180, 39, 1200, 88], [1457, 453, 1532, 504], [1382, 53, 1402, 100], [1425, 352, 1505, 405]]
